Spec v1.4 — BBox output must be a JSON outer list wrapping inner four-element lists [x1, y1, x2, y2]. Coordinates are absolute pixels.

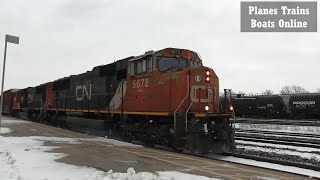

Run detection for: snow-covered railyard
[[0, 116, 311, 180], [235, 122, 320, 173]]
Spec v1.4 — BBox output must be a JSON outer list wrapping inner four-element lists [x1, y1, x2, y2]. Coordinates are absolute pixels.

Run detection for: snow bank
[[82, 168, 219, 180], [0, 127, 12, 134]]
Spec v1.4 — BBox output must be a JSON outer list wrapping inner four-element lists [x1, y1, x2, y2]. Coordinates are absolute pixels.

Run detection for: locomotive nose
[[188, 67, 219, 112], [190, 68, 214, 85]]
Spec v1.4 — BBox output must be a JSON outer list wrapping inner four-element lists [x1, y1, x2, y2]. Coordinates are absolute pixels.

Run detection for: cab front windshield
[[158, 57, 187, 72]]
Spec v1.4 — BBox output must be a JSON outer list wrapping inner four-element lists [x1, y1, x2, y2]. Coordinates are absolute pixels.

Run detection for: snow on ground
[[0, 127, 216, 180], [82, 137, 142, 147], [82, 169, 218, 180], [0, 127, 12, 134], [236, 123, 320, 135], [236, 140, 320, 153], [1, 119, 31, 125], [158, 171, 218, 180], [0, 134, 97, 180], [236, 131, 320, 141], [237, 144, 320, 161], [208, 154, 320, 179]]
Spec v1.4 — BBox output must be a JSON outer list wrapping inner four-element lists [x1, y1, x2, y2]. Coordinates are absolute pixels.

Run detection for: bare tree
[[237, 91, 246, 96], [291, 85, 309, 94], [280, 85, 291, 94], [280, 85, 309, 94], [317, 88, 320, 93], [262, 89, 274, 95]]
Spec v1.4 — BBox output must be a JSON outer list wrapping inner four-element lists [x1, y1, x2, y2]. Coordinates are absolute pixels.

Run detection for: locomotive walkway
[[0, 116, 310, 180]]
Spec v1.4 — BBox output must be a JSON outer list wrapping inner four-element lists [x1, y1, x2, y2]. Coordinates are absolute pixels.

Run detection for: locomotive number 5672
[[132, 78, 149, 88]]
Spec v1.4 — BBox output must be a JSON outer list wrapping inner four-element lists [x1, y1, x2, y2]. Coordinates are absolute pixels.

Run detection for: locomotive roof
[[4, 89, 20, 93], [130, 50, 154, 62], [52, 47, 198, 85], [129, 47, 201, 62]]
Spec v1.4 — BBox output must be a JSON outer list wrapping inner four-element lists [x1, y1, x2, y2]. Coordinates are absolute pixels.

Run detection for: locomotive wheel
[[172, 147, 183, 153], [144, 141, 155, 147], [121, 132, 133, 142]]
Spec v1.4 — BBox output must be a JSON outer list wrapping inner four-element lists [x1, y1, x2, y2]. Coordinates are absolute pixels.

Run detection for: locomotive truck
[[4, 48, 235, 154]]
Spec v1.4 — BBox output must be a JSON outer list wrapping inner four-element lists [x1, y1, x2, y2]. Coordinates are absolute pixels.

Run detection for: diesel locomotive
[[3, 48, 235, 153]]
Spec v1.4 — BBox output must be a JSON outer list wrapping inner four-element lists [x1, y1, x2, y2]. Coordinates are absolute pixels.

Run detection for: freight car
[[6, 48, 235, 154], [289, 94, 320, 119], [232, 94, 320, 119], [232, 96, 260, 117]]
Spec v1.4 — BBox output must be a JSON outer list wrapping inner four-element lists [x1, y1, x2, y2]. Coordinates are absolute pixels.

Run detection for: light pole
[[0, 34, 19, 133]]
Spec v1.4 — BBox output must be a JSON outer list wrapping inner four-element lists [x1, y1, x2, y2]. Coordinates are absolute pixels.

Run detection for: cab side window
[[130, 62, 135, 76], [142, 60, 146, 73], [147, 58, 152, 73], [130, 58, 152, 76], [137, 61, 142, 74], [136, 59, 151, 74]]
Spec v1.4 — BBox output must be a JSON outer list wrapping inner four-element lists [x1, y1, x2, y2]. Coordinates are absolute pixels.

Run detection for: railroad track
[[233, 129, 320, 171], [235, 118, 320, 126], [235, 129, 320, 148], [222, 153, 320, 172], [236, 129, 320, 139], [235, 136, 320, 149]]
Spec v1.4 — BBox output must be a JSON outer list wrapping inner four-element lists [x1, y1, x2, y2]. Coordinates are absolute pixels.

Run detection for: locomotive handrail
[[174, 75, 189, 134], [185, 88, 197, 131], [41, 100, 48, 109]]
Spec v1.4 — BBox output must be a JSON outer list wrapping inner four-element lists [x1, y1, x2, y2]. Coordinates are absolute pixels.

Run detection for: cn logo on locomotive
[[75, 84, 92, 101], [195, 75, 201, 82]]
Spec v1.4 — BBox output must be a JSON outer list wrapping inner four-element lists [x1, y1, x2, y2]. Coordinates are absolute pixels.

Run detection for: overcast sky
[[0, 0, 319, 94]]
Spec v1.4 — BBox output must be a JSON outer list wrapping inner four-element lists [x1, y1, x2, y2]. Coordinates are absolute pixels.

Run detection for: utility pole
[[0, 34, 19, 133]]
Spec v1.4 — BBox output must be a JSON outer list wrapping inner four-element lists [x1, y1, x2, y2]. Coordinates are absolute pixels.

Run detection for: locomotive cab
[[125, 48, 235, 153]]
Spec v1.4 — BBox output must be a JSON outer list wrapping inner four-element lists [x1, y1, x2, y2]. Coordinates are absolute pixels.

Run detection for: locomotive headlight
[[205, 105, 209, 111], [205, 70, 210, 83], [230, 106, 234, 111]]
